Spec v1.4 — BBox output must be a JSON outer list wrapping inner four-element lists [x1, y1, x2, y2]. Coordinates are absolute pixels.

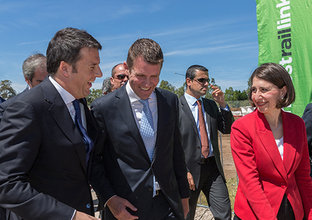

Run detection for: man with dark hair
[[179, 65, 233, 220], [110, 63, 129, 91], [91, 38, 189, 220], [0, 27, 102, 220], [0, 53, 48, 121]]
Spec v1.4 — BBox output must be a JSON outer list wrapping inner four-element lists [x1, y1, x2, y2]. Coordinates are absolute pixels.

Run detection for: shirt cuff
[[70, 210, 76, 220], [220, 104, 230, 111], [104, 195, 118, 207]]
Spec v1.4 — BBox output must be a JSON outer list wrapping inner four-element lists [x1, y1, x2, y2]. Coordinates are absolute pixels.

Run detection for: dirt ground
[[219, 134, 237, 180]]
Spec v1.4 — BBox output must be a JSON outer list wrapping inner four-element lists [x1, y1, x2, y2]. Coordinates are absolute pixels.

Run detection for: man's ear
[[186, 77, 192, 87], [59, 61, 71, 77], [25, 78, 33, 88], [123, 61, 129, 72]]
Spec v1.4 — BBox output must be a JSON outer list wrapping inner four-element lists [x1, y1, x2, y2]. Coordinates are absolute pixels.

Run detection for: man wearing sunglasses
[[110, 63, 129, 91], [179, 65, 233, 220]]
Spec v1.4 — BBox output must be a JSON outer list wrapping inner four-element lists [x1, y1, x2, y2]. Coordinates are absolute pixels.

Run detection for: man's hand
[[107, 195, 138, 220], [73, 211, 100, 220], [181, 198, 189, 219], [187, 172, 195, 191], [211, 85, 226, 108]]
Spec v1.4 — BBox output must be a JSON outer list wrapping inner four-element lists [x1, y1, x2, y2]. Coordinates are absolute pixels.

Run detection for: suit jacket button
[[86, 203, 91, 209], [197, 146, 200, 149], [148, 187, 153, 192]]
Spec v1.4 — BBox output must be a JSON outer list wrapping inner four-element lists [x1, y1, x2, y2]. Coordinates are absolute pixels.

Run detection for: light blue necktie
[[139, 99, 155, 161], [73, 99, 93, 164]]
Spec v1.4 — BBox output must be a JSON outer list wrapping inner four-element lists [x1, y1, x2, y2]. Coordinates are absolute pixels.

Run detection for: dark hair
[[186, 65, 208, 80], [126, 38, 163, 70], [46, 27, 102, 75], [111, 63, 123, 77], [248, 63, 295, 108], [22, 53, 46, 81]]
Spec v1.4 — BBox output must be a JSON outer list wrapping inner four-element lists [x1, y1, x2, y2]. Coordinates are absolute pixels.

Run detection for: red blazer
[[231, 110, 312, 220]]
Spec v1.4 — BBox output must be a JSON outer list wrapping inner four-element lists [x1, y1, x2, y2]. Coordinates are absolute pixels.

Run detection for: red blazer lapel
[[256, 111, 287, 181], [281, 111, 296, 175]]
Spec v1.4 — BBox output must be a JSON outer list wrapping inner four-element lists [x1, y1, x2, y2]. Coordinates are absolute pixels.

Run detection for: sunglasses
[[194, 78, 210, 84], [115, 74, 128, 80]]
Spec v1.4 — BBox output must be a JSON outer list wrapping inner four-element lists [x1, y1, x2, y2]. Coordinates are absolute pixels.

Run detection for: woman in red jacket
[[231, 63, 312, 220]]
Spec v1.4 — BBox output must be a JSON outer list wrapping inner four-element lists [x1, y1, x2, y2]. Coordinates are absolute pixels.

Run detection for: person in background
[[91, 38, 189, 220], [231, 63, 312, 220], [0, 53, 48, 121], [179, 65, 233, 220], [0, 27, 102, 220], [110, 63, 129, 91], [101, 77, 112, 95], [302, 103, 312, 177]]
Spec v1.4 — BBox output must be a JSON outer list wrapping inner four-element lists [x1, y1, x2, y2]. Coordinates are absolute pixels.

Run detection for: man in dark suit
[[179, 65, 233, 220], [302, 103, 312, 177], [0, 53, 48, 121], [0, 27, 102, 220], [91, 38, 189, 220]]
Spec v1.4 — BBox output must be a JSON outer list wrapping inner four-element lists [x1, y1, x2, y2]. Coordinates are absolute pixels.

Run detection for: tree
[[0, 80, 16, 99], [159, 80, 175, 93], [175, 83, 186, 98], [86, 88, 102, 106]]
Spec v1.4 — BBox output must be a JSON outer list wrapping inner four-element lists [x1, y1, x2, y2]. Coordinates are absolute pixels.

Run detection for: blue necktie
[[139, 99, 155, 161], [73, 99, 93, 164]]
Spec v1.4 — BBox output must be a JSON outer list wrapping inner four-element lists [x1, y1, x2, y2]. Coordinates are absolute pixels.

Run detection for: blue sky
[[0, 0, 258, 93]]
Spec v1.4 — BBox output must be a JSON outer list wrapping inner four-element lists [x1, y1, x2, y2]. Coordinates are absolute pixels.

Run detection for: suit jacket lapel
[[256, 111, 287, 181], [115, 87, 151, 162], [42, 79, 87, 172], [202, 99, 213, 136], [281, 111, 296, 174], [180, 95, 199, 137]]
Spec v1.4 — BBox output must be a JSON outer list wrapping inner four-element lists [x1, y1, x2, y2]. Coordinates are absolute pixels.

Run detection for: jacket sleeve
[[302, 103, 312, 166], [217, 105, 233, 134], [90, 99, 116, 207], [173, 97, 190, 199], [294, 119, 312, 219], [230, 120, 277, 219], [0, 101, 74, 220]]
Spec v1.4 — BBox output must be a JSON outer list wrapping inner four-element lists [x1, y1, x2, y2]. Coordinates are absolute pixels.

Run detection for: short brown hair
[[126, 38, 163, 70], [248, 63, 295, 108]]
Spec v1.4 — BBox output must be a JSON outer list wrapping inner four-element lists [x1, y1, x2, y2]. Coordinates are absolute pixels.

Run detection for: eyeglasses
[[115, 74, 128, 80], [194, 78, 210, 84]]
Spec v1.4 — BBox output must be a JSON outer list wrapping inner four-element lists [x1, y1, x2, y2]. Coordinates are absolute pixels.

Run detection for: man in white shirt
[[91, 38, 189, 220], [0, 27, 102, 220], [179, 65, 233, 220]]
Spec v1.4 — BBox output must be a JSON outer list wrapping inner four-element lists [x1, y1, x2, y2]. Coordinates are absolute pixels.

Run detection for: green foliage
[[0, 80, 16, 99], [86, 88, 102, 106], [224, 87, 248, 101], [159, 80, 175, 93]]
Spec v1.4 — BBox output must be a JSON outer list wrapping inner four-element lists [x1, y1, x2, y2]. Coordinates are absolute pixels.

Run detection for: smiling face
[[186, 70, 209, 99], [64, 47, 102, 99], [251, 77, 286, 115], [127, 56, 161, 100]]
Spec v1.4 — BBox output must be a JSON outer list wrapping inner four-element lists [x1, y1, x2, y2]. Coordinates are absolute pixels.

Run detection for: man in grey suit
[[0, 27, 102, 220], [0, 53, 48, 121], [179, 65, 233, 220], [91, 38, 189, 220]]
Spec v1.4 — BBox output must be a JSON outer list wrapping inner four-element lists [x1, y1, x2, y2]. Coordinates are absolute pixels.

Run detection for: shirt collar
[[49, 76, 75, 105], [126, 81, 156, 104], [184, 92, 202, 106]]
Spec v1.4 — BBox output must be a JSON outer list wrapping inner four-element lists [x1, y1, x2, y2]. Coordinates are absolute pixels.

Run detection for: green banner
[[256, 0, 312, 116]]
